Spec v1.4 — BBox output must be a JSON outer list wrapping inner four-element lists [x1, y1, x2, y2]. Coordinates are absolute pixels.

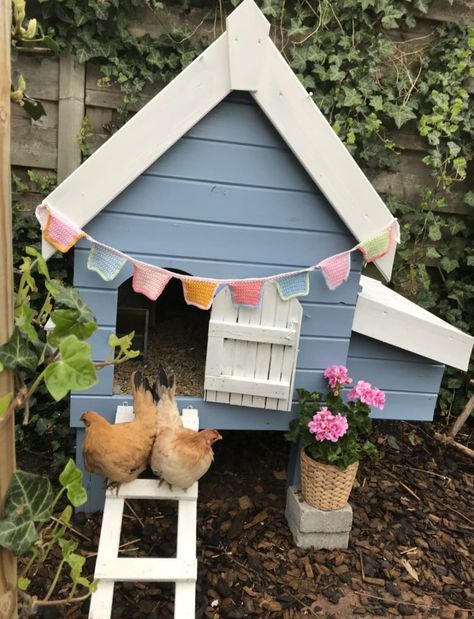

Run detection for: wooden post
[[57, 53, 85, 183], [0, 2, 17, 618]]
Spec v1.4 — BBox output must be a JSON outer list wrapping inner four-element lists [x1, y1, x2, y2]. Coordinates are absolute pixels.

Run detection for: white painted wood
[[205, 375, 290, 399], [208, 321, 297, 344], [204, 285, 302, 409], [354, 276, 474, 370], [252, 286, 276, 407], [226, 0, 270, 91], [94, 558, 197, 581], [42, 32, 232, 259], [107, 478, 198, 501], [88, 497, 124, 618], [278, 295, 303, 411], [88, 406, 200, 619], [252, 40, 395, 280]]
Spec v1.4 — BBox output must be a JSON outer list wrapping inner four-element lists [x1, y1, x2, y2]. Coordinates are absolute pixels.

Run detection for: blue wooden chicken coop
[[39, 0, 473, 512]]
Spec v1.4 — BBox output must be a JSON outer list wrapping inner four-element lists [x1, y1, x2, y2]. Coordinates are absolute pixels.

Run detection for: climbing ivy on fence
[[28, 0, 473, 417]]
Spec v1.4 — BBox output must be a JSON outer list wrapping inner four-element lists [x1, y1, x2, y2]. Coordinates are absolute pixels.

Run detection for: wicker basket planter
[[300, 449, 359, 511]]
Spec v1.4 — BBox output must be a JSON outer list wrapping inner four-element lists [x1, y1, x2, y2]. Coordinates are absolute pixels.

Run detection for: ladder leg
[[88, 496, 125, 618], [174, 491, 197, 618]]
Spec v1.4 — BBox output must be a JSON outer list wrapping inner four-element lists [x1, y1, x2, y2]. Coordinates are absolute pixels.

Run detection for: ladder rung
[[94, 558, 197, 582], [105, 479, 198, 500]]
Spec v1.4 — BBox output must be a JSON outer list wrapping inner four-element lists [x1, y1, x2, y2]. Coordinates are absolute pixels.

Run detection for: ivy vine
[[29, 0, 473, 417]]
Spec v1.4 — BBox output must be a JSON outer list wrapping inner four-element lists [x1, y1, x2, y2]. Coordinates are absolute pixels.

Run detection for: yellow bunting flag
[[182, 279, 219, 310]]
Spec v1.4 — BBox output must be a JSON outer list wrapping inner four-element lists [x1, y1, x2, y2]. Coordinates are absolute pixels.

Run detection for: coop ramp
[[88, 406, 199, 619]]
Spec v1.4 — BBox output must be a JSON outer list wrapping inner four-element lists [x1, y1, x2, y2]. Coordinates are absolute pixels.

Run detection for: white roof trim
[[42, 0, 396, 278], [353, 275, 474, 370]]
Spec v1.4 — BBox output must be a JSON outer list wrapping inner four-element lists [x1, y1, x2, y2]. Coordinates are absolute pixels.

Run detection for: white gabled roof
[[41, 0, 396, 279], [353, 276, 474, 370]]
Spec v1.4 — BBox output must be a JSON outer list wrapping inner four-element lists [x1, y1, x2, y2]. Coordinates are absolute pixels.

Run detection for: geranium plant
[[285, 365, 385, 470]]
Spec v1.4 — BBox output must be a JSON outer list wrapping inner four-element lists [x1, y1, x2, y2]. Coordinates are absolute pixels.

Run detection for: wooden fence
[[10, 1, 473, 214]]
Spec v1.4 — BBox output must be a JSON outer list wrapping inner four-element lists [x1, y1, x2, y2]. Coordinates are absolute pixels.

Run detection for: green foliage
[[0, 460, 96, 608], [0, 470, 54, 555]]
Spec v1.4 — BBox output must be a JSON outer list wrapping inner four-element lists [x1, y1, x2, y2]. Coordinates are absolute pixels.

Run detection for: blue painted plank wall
[[347, 333, 445, 421]]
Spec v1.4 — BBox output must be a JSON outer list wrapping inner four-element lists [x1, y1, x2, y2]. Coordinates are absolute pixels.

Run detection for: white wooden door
[[204, 283, 302, 411]]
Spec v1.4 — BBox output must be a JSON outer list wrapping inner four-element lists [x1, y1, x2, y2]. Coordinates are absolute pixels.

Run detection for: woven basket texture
[[300, 449, 358, 511]]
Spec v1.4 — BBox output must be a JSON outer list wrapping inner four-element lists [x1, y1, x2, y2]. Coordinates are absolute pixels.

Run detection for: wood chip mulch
[[31, 421, 473, 619]]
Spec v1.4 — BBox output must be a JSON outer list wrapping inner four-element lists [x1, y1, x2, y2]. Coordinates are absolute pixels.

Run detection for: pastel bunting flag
[[182, 279, 219, 310], [87, 244, 127, 282], [319, 252, 351, 290], [229, 280, 266, 307], [357, 227, 391, 262], [132, 264, 172, 301], [36, 204, 85, 252], [275, 272, 310, 301]]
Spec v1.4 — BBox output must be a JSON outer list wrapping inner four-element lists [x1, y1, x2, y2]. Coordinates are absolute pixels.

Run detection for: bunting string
[[36, 204, 400, 309]]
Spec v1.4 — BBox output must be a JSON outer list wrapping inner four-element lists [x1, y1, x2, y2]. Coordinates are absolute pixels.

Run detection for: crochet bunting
[[357, 227, 391, 262], [36, 204, 85, 252], [132, 264, 172, 301], [319, 252, 351, 291], [87, 244, 127, 282], [229, 280, 265, 307], [182, 279, 219, 310], [275, 272, 310, 301]]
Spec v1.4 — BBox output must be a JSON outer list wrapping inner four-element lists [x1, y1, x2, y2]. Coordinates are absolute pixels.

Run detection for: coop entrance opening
[[113, 271, 210, 397]]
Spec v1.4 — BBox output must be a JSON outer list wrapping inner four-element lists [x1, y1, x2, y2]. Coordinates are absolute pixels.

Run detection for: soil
[[22, 420, 474, 619]]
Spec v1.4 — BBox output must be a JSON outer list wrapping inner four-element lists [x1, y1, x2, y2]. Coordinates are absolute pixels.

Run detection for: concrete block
[[288, 525, 350, 550], [286, 486, 353, 533]]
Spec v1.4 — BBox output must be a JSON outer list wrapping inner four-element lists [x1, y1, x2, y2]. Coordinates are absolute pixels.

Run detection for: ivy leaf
[[25, 246, 49, 278], [426, 247, 441, 259], [15, 305, 38, 344], [388, 104, 417, 128], [108, 332, 140, 360], [464, 191, 474, 207], [59, 459, 88, 507], [0, 471, 54, 555], [0, 328, 38, 371], [44, 335, 97, 401], [17, 577, 31, 591], [441, 257, 459, 273], [428, 224, 442, 241], [46, 280, 95, 323], [48, 309, 97, 346]]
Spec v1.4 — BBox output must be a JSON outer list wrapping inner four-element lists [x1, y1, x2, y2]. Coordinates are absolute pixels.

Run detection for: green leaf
[[428, 224, 442, 241], [0, 328, 38, 371], [388, 104, 417, 129], [17, 577, 31, 591], [59, 459, 88, 507], [108, 331, 140, 360], [0, 393, 12, 418], [441, 257, 459, 273], [15, 305, 38, 343], [45, 280, 95, 323], [426, 247, 441, 259], [0, 470, 54, 555], [387, 435, 400, 451], [464, 191, 474, 207], [44, 335, 97, 401], [25, 247, 50, 278], [48, 309, 97, 346]]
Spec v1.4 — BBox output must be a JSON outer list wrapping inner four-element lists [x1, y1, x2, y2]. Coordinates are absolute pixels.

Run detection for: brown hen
[[81, 371, 156, 486], [150, 367, 222, 489]]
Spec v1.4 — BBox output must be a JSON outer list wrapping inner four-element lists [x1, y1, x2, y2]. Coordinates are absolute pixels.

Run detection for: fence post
[[0, 2, 18, 618], [57, 53, 86, 183]]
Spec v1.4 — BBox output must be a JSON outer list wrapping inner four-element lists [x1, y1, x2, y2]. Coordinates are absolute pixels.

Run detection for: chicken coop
[[38, 0, 473, 512]]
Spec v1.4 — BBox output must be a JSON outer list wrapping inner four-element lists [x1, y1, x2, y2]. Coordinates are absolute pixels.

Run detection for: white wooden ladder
[[88, 406, 199, 619]]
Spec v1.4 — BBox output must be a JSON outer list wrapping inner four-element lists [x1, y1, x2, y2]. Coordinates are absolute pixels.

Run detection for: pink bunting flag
[[36, 204, 85, 253], [132, 264, 172, 301], [229, 280, 266, 307], [319, 252, 351, 290]]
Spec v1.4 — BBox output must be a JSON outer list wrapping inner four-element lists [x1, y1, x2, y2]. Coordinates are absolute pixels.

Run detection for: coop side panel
[[347, 333, 445, 421]]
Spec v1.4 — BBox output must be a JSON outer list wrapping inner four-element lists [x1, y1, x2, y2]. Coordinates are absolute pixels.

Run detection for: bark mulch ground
[[28, 419, 474, 619]]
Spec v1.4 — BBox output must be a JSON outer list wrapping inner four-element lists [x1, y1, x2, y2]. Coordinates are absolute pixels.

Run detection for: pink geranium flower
[[324, 365, 353, 389], [371, 388, 385, 410], [348, 380, 386, 409], [308, 407, 348, 442]]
